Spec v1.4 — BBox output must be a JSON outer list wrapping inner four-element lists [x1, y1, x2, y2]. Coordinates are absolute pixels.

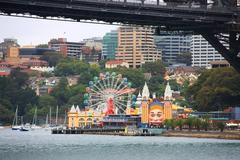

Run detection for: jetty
[[51, 128, 166, 136]]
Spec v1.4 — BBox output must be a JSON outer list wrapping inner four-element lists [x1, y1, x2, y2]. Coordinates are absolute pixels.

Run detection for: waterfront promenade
[[162, 130, 240, 140]]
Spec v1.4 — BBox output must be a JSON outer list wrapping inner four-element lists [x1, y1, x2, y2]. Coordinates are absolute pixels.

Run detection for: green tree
[[38, 95, 57, 109], [169, 119, 177, 130], [201, 116, 210, 131], [51, 77, 70, 106], [185, 117, 195, 131], [164, 119, 171, 130], [148, 76, 165, 96], [168, 79, 180, 91], [176, 119, 185, 131], [36, 44, 48, 48], [109, 67, 145, 89], [216, 122, 226, 132], [193, 118, 202, 131], [0, 70, 38, 123], [68, 94, 83, 107], [40, 51, 64, 67], [176, 52, 192, 66], [186, 67, 240, 111], [142, 60, 166, 77]]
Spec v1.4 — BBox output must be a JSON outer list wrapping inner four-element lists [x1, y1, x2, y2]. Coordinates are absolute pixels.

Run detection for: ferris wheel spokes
[[114, 101, 127, 114], [85, 72, 134, 115]]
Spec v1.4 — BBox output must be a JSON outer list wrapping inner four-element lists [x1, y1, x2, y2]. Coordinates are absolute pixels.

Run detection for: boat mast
[[32, 107, 37, 125], [21, 116, 23, 126], [63, 110, 67, 126], [49, 107, 52, 126], [12, 105, 18, 126], [45, 114, 48, 127], [55, 105, 58, 126]]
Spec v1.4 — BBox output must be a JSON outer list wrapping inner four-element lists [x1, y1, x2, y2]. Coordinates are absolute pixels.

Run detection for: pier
[[51, 128, 166, 136]]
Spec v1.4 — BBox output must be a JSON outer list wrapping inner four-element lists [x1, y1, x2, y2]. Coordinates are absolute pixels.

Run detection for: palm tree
[[169, 119, 176, 130], [202, 115, 210, 131], [164, 119, 171, 130], [216, 122, 226, 132], [185, 117, 195, 131], [193, 118, 202, 131], [176, 119, 185, 131]]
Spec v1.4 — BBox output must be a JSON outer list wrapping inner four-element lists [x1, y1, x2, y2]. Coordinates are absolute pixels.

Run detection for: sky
[[0, 15, 118, 46]]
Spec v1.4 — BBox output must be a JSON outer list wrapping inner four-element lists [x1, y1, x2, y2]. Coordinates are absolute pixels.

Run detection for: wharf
[[52, 128, 125, 135], [51, 128, 166, 136]]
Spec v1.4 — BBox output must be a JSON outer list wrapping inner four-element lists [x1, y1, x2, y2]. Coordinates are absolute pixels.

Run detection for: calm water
[[0, 128, 240, 160]]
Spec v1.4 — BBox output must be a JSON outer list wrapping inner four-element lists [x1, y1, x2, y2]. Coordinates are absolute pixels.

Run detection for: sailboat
[[19, 116, 29, 131], [44, 107, 53, 131], [12, 106, 21, 130], [31, 107, 42, 130]]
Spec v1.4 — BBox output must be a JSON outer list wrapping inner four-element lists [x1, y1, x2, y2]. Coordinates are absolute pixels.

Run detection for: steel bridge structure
[[0, 0, 240, 71]]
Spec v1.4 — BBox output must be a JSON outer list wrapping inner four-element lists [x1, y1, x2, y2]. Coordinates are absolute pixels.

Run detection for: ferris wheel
[[84, 72, 135, 114]]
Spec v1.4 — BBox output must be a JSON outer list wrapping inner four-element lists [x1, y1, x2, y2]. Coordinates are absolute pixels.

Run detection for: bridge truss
[[0, 0, 240, 71]]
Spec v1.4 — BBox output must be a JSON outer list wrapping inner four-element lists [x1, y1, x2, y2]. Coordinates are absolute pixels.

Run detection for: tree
[[216, 122, 225, 132], [40, 51, 64, 67], [68, 94, 84, 107], [168, 79, 181, 91], [186, 67, 240, 111], [0, 70, 38, 123], [98, 59, 108, 69], [36, 44, 48, 48], [176, 52, 192, 66], [193, 118, 202, 131], [164, 119, 171, 130], [201, 115, 210, 131], [169, 119, 177, 130], [10, 68, 29, 87], [185, 117, 195, 131], [0, 103, 13, 125], [108, 67, 145, 89], [148, 76, 165, 97], [142, 60, 166, 77], [51, 77, 70, 106], [38, 95, 57, 109], [176, 119, 185, 131]]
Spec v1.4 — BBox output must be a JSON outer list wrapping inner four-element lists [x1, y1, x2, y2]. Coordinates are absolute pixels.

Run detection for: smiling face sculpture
[[149, 106, 164, 125]]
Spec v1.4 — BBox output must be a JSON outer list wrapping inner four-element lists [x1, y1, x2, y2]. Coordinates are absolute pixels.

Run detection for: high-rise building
[[116, 27, 161, 68], [0, 38, 20, 58], [154, 34, 191, 65], [102, 30, 118, 59], [191, 35, 225, 67], [48, 38, 84, 59], [83, 37, 103, 51]]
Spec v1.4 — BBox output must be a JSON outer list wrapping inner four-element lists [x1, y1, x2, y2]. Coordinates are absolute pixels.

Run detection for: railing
[[69, 0, 239, 9]]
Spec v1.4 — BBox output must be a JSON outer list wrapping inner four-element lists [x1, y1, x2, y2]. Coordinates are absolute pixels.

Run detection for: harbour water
[[0, 128, 240, 160]]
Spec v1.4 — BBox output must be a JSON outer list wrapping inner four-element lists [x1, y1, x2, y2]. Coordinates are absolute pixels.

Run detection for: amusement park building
[[116, 27, 161, 68], [68, 80, 192, 129]]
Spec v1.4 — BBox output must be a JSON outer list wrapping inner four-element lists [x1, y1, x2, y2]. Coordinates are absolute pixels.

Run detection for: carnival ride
[[83, 72, 135, 115]]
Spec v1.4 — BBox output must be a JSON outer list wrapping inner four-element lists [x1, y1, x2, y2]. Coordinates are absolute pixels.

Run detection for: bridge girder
[[0, 0, 240, 71], [201, 32, 240, 72]]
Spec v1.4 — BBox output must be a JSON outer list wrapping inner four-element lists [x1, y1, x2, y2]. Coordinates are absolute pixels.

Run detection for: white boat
[[19, 116, 29, 131], [31, 107, 42, 130], [12, 106, 22, 130]]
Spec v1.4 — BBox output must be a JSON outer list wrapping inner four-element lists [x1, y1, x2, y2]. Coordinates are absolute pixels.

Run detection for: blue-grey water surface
[[0, 128, 240, 160]]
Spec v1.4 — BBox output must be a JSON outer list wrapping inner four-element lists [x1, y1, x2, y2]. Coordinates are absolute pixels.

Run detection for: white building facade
[[191, 35, 225, 68]]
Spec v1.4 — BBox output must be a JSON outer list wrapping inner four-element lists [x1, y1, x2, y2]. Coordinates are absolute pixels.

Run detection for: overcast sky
[[0, 16, 118, 46]]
